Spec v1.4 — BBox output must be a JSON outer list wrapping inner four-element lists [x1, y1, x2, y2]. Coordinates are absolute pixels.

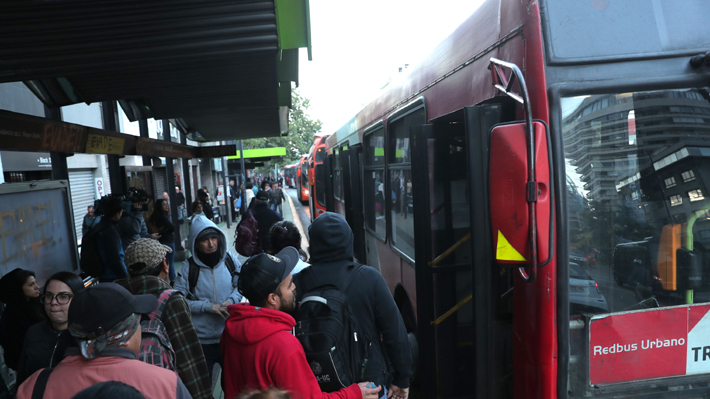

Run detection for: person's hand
[[387, 385, 409, 399], [151, 233, 161, 240], [357, 382, 381, 399], [221, 300, 231, 307], [210, 304, 230, 318]]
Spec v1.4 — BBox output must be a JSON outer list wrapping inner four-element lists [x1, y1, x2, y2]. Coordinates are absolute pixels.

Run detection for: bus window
[[388, 108, 424, 259], [563, 87, 710, 389], [333, 148, 342, 200], [364, 127, 386, 240]]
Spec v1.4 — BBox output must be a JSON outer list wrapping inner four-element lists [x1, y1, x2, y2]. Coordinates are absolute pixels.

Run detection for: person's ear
[[267, 292, 278, 307], [162, 259, 169, 274]]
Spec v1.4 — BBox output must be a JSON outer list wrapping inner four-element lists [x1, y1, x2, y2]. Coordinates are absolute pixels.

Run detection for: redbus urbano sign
[[590, 303, 710, 384]]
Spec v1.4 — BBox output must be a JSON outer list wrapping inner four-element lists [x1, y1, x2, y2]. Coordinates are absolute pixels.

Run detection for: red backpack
[[139, 289, 177, 373], [234, 210, 261, 256]]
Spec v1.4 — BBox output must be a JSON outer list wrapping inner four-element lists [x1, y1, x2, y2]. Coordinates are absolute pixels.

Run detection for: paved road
[[285, 188, 311, 234]]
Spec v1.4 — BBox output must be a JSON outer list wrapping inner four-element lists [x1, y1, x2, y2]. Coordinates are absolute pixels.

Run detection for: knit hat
[[195, 227, 221, 244], [124, 238, 172, 274]]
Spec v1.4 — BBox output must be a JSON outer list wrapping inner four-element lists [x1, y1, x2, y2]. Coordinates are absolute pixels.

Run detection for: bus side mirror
[[489, 121, 552, 279]]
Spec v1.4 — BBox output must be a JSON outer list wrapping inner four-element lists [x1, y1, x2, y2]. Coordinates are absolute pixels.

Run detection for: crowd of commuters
[[0, 175, 412, 399]]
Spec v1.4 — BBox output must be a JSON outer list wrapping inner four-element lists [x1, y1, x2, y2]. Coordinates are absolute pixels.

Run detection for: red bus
[[283, 163, 298, 188], [307, 133, 331, 220], [296, 154, 309, 203], [314, 0, 710, 397]]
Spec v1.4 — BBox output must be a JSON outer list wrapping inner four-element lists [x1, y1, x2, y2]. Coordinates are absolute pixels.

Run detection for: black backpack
[[80, 223, 110, 278], [295, 264, 369, 392], [185, 254, 239, 301]]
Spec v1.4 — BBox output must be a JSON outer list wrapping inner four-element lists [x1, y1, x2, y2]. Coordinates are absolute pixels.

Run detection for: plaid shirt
[[117, 276, 212, 399]]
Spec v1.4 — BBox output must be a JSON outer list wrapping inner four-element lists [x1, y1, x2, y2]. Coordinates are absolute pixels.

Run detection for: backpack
[[234, 210, 261, 256], [80, 223, 110, 278], [185, 254, 239, 301], [139, 289, 178, 372], [295, 264, 369, 392]]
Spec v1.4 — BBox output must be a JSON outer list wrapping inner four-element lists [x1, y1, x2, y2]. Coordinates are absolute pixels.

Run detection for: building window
[[664, 177, 676, 188], [670, 194, 683, 207], [682, 170, 696, 182], [689, 189, 705, 202]]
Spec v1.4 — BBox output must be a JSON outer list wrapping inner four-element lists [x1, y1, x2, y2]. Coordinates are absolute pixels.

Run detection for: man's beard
[[279, 291, 297, 315]]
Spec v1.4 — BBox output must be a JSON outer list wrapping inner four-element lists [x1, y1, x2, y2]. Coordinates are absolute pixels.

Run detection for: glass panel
[[564, 87, 710, 393], [315, 147, 326, 163], [545, 0, 710, 61], [301, 163, 308, 188], [316, 164, 326, 206], [333, 149, 342, 199], [364, 128, 385, 167], [390, 169, 414, 258], [364, 170, 386, 238], [389, 109, 424, 163]]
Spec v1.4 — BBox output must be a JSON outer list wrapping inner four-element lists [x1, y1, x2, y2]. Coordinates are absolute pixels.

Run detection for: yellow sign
[[86, 134, 125, 155], [496, 230, 526, 261]]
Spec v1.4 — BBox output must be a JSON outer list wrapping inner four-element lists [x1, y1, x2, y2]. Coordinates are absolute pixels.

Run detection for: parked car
[[569, 250, 589, 268], [569, 262, 609, 315]]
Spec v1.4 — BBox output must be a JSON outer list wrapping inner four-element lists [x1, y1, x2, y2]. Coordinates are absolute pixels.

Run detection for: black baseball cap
[[238, 247, 299, 300], [256, 190, 269, 201], [68, 283, 158, 340]]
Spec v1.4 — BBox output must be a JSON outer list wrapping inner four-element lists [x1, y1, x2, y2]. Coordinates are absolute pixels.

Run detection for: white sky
[[298, 0, 485, 135]]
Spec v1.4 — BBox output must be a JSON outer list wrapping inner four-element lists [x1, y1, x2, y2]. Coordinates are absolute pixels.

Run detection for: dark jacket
[[221, 304, 361, 399], [82, 214, 101, 237], [118, 209, 144, 250], [201, 200, 214, 220], [269, 188, 286, 205], [156, 214, 175, 245], [16, 320, 75, 385], [250, 203, 282, 253], [294, 212, 413, 389], [117, 275, 212, 399], [0, 301, 44, 371], [94, 217, 128, 282]]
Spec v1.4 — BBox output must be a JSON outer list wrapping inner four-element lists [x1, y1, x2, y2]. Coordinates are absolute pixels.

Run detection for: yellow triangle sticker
[[496, 231, 527, 261]]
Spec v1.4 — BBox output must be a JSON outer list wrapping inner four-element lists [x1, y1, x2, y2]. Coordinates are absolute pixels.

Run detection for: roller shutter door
[[68, 170, 95, 242]]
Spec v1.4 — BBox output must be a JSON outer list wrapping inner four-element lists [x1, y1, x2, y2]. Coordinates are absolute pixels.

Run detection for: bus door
[[411, 101, 516, 398], [324, 153, 334, 212], [342, 145, 366, 263]]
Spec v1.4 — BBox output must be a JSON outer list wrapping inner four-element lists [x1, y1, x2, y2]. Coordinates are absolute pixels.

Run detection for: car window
[[569, 263, 591, 280]]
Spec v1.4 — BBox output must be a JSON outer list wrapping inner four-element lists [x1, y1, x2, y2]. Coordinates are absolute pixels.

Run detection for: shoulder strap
[[151, 289, 177, 320], [224, 254, 239, 276], [336, 262, 362, 293], [187, 257, 200, 300], [31, 368, 53, 399]]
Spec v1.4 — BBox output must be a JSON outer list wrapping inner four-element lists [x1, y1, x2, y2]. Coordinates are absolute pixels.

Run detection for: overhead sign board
[[590, 303, 710, 385]]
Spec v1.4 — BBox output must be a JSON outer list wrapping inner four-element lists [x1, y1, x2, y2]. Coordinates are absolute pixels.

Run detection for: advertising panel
[[590, 303, 710, 385]]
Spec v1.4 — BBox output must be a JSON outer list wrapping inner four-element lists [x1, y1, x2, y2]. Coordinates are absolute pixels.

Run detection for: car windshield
[[569, 263, 591, 280]]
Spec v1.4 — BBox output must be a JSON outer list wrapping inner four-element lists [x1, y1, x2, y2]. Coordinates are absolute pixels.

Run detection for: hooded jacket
[[295, 212, 413, 389], [221, 304, 361, 399], [0, 269, 45, 371], [174, 216, 242, 344], [16, 320, 75, 385]]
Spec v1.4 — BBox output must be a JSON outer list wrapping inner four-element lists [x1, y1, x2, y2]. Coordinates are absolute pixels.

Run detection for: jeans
[[202, 343, 223, 381], [165, 242, 176, 282]]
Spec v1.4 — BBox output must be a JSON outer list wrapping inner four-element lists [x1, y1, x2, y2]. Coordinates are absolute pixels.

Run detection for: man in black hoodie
[[293, 212, 413, 399]]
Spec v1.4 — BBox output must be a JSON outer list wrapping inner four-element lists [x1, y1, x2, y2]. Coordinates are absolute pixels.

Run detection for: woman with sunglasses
[[15, 272, 85, 385]]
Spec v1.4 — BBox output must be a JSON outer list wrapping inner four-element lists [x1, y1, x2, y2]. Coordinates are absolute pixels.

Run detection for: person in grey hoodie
[[174, 215, 242, 380]]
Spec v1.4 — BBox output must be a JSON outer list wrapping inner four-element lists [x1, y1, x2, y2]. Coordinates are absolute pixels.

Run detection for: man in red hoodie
[[221, 247, 381, 399]]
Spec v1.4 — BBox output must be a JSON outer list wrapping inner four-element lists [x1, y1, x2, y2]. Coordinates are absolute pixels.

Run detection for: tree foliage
[[242, 89, 322, 173]]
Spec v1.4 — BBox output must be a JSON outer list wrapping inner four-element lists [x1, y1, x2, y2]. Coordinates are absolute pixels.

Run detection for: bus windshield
[[563, 87, 710, 389]]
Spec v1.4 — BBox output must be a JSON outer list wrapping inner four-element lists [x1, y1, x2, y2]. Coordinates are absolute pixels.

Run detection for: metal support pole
[[239, 140, 248, 215], [222, 145, 231, 229], [163, 120, 183, 251], [180, 133, 193, 216], [138, 119, 152, 167], [45, 105, 69, 181], [101, 101, 124, 195]]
